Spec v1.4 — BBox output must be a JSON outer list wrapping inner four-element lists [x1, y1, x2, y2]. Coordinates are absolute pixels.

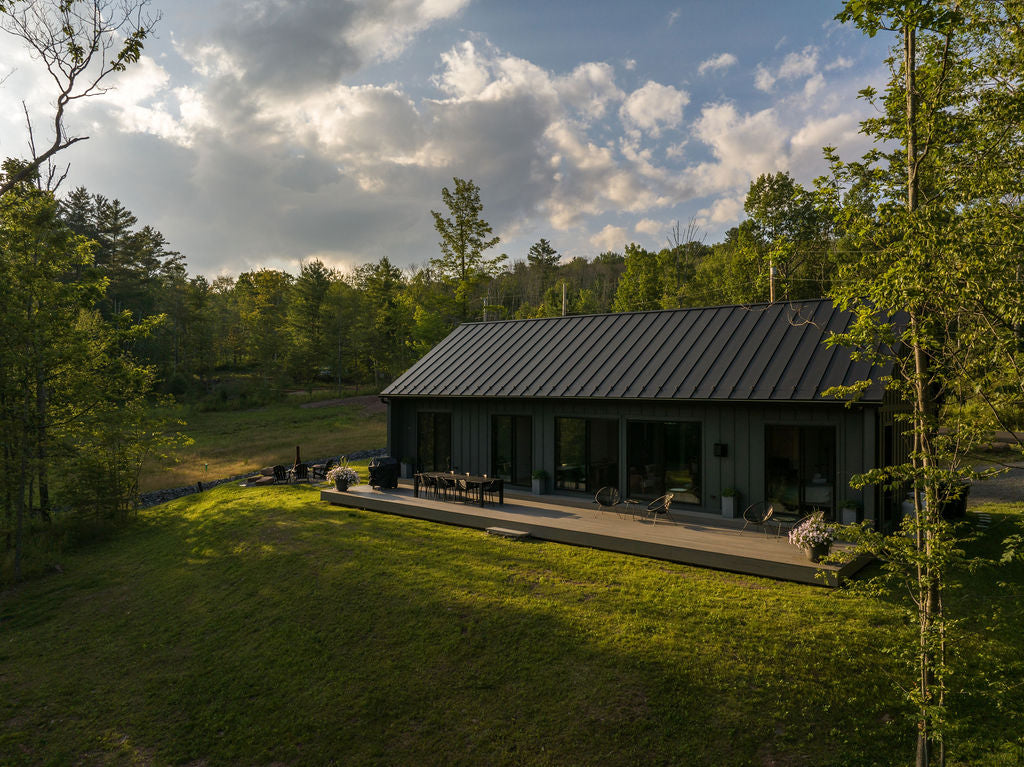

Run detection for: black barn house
[[382, 300, 905, 528]]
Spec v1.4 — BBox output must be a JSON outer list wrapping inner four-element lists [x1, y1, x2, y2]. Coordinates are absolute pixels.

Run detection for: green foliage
[[613, 243, 661, 312], [0, 167, 176, 578], [430, 177, 504, 321], [823, 1, 1024, 760]]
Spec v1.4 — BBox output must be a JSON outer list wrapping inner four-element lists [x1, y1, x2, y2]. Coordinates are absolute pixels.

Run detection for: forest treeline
[[53, 169, 841, 403]]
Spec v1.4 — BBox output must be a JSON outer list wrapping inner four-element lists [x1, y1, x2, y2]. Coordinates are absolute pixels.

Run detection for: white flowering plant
[[326, 466, 360, 485], [788, 510, 835, 548]]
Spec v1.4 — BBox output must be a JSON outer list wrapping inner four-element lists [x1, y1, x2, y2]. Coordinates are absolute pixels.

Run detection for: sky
[[0, 0, 894, 278]]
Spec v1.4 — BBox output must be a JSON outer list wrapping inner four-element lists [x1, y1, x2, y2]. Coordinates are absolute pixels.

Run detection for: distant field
[[141, 394, 386, 491]]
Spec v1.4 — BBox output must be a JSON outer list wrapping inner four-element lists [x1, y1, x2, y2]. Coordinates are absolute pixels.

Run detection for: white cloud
[[778, 46, 820, 79], [433, 40, 493, 98], [623, 58, 637, 71], [555, 62, 624, 120], [590, 224, 628, 252], [802, 72, 825, 99], [698, 52, 738, 76], [826, 55, 854, 71], [696, 195, 744, 227], [689, 102, 787, 194], [754, 64, 775, 92], [634, 218, 662, 236], [619, 80, 689, 137]]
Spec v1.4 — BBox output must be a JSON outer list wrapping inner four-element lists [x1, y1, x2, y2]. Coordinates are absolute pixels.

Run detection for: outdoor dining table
[[413, 471, 504, 507]]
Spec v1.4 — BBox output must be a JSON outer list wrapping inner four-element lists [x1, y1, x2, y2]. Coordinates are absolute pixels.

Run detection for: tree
[[826, 2, 1024, 763], [285, 260, 335, 391], [612, 243, 661, 312], [430, 177, 504, 321], [0, 0, 159, 196], [526, 238, 559, 272], [744, 172, 833, 301], [353, 257, 412, 384], [234, 269, 292, 382], [0, 161, 172, 578]]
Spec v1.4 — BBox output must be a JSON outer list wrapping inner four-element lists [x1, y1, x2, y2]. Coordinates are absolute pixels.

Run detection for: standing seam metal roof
[[381, 300, 892, 403]]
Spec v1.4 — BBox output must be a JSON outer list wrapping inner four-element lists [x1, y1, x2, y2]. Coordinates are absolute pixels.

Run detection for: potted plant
[[721, 488, 739, 518], [531, 469, 548, 495], [400, 457, 413, 479], [839, 498, 862, 525], [787, 510, 835, 563], [327, 465, 359, 492]]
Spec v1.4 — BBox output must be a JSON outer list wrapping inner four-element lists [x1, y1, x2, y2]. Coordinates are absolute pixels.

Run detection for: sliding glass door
[[764, 425, 836, 518], [554, 417, 618, 493], [492, 415, 532, 486], [417, 412, 452, 472], [626, 421, 701, 504]]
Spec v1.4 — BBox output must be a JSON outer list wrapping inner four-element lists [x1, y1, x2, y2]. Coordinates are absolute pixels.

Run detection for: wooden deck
[[320, 483, 872, 587]]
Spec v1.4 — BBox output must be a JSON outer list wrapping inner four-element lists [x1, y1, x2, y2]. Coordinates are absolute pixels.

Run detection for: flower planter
[[805, 542, 830, 563], [334, 479, 349, 492], [531, 478, 545, 495]]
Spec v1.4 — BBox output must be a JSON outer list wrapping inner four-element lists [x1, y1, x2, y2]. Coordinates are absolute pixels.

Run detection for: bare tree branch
[[0, 0, 160, 197]]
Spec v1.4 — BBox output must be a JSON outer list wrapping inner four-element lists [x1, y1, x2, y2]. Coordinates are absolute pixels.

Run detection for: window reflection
[[626, 421, 701, 504]]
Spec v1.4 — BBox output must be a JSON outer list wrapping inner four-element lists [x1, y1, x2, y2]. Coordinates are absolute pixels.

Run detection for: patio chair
[[419, 473, 438, 500], [645, 493, 675, 525], [482, 479, 502, 505], [271, 465, 287, 484], [290, 462, 310, 483], [311, 457, 336, 481], [740, 500, 783, 537], [436, 475, 457, 501], [593, 486, 621, 518]]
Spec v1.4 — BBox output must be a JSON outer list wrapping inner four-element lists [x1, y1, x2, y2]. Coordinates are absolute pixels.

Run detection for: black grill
[[368, 456, 400, 489]]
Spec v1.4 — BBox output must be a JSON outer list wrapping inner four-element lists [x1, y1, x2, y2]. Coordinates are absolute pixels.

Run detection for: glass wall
[[491, 415, 532, 486], [764, 425, 836, 518], [554, 417, 618, 493], [417, 412, 452, 472], [626, 421, 702, 504]]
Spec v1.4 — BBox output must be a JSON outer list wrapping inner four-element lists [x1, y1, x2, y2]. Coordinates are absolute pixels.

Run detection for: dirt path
[[299, 394, 386, 415]]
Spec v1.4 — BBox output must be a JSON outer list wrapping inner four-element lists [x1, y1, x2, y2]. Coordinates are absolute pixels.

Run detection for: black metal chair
[[740, 500, 783, 537], [593, 486, 621, 518], [645, 493, 675, 525], [482, 479, 502, 505]]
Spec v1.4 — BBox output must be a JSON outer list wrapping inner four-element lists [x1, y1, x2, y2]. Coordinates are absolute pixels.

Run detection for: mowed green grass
[[142, 396, 386, 492], [2, 486, 1023, 766]]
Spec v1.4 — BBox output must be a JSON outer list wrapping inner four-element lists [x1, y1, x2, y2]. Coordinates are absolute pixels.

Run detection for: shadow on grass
[[16, 484, 1024, 765]]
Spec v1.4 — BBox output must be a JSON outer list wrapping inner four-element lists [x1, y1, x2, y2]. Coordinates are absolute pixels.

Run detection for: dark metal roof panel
[[380, 300, 892, 403]]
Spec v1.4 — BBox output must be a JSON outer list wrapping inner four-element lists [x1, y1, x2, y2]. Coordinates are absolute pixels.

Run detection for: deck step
[[486, 527, 532, 540]]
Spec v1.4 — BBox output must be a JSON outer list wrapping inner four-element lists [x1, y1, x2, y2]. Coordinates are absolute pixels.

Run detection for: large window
[[626, 421, 701, 504], [492, 415, 532, 486], [765, 425, 836, 518], [554, 417, 618, 493], [417, 412, 452, 472]]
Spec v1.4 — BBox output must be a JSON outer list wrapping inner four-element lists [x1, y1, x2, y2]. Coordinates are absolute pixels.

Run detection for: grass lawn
[[141, 395, 385, 492], [2, 485, 1023, 766]]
